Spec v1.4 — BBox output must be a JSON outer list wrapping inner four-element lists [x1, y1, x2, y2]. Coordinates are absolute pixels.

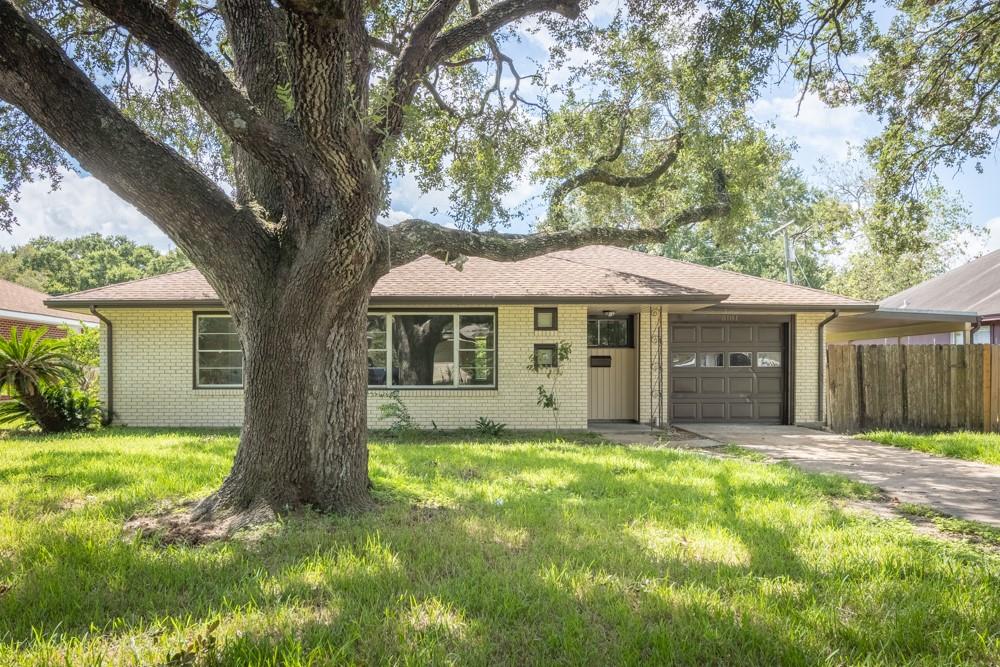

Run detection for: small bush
[[473, 417, 507, 437], [378, 390, 417, 436], [0, 383, 102, 432], [41, 384, 103, 431]]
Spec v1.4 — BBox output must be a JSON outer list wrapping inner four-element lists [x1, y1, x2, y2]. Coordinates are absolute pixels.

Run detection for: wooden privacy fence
[[826, 344, 1000, 433]]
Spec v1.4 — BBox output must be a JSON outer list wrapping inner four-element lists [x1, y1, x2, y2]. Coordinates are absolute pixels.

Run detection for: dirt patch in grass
[[123, 500, 278, 546]]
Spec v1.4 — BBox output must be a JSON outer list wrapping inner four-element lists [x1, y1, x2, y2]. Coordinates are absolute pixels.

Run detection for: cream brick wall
[[99, 305, 588, 429], [97, 305, 828, 428], [793, 312, 826, 424], [367, 304, 589, 429], [99, 309, 243, 426]]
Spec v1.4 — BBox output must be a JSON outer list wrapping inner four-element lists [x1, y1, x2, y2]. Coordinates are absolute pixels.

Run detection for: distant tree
[[788, 0, 1000, 248], [820, 155, 981, 301], [0, 234, 190, 294], [637, 162, 848, 288]]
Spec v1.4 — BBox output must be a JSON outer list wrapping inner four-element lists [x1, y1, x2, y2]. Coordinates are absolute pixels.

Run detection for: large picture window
[[367, 312, 496, 388], [195, 314, 243, 388]]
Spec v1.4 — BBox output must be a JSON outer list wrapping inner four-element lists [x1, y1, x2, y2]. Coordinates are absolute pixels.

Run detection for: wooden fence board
[[826, 344, 1000, 433]]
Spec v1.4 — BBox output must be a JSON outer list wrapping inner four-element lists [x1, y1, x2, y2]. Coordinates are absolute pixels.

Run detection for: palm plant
[[0, 327, 78, 431]]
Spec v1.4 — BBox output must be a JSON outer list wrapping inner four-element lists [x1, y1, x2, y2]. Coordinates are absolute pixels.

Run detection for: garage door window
[[671, 352, 696, 367], [756, 351, 782, 367], [701, 352, 724, 367], [729, 352, 752, 367]]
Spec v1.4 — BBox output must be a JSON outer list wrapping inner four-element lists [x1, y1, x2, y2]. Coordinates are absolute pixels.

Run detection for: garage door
[[669, 320, 787, 423]]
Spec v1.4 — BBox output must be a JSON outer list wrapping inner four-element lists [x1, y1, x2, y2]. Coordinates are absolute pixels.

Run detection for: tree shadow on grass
[[1, 437, 997, 664]]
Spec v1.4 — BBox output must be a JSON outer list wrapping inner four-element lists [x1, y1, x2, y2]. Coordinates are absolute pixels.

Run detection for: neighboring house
[[826, 249, 1000, 345], [0, 278, 97, 338], [46, 246, 874, 429]]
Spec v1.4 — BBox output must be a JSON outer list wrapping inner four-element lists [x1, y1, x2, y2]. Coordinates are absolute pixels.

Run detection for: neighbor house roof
[[46, 245, 873, 311], [880, 248, 1000, 318], [0, 279, 98, 324]]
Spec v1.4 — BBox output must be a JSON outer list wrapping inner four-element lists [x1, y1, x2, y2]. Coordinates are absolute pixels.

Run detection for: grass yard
[[862, 430, 1000, 466], [1, 429, 999, 666]]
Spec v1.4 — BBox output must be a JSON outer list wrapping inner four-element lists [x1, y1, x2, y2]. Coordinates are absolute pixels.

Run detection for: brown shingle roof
[[0, 279, 97, 322], [46, 245, 873, 310], [553, 246, 871, 308]]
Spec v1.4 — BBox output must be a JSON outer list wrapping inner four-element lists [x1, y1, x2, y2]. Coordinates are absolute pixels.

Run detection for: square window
[[534, 344, 558, 368], [701, 352, 724, 367], [729, 352, 752, 367], [671, 352, 696, 367], [756, 351, 782, 368], [534, 307, 558, 331]]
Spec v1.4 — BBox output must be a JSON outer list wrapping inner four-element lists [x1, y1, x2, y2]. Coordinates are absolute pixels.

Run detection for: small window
[[973, 327, 992, 344], [534, 343, 558, 368], [367, 315, 388, 386], [756, 351, 782, 368], [729, 352, 752, 367], [195, 314, 243, 388], [534, 307, 558, 331], [701, 352, 724, 367], [587, 317, 634, 347], [671, 352, 696, 367]]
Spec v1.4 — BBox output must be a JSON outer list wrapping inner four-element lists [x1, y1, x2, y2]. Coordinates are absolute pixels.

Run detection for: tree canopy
[[0, 234, 190, 295]]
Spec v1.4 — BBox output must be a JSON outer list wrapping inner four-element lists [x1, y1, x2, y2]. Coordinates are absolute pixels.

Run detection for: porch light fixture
[[602, 310, 616, 318]]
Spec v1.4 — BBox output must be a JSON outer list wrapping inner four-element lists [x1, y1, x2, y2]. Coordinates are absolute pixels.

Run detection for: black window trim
[[534, 307, 558, 331], [192, 311, 244, 390], [587, 314, 635, 348], [533, 343, 559, 368], [366, 308, 499, 391]]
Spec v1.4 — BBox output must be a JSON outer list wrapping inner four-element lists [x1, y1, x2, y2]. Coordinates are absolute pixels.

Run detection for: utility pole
[[770, 220, 796, 284]]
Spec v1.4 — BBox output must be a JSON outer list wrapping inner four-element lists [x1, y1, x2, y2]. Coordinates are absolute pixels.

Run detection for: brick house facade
[[48, 246, 874, 429]]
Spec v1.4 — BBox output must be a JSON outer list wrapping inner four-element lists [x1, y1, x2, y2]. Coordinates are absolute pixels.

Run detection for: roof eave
[[694, 303, 876, 313]]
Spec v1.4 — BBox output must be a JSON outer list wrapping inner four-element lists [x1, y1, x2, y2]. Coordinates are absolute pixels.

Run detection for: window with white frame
[[366, 312, 496, 388], [195, 314, 243, 387]]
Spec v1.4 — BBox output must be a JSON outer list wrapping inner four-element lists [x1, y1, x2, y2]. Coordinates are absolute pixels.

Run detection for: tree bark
[[194, 222, 386, 517]]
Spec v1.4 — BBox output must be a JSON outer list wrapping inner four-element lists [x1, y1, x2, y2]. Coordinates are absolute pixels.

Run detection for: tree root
[[124, 496, 278, 546]]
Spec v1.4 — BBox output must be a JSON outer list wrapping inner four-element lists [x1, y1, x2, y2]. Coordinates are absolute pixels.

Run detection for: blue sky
[[8, 0, 999, 263]]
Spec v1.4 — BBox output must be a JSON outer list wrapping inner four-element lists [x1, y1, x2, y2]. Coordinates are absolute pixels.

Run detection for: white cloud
[[956, 216, 1000, 265], [8, 169, 173, 250], [751, 91, 873, 161]]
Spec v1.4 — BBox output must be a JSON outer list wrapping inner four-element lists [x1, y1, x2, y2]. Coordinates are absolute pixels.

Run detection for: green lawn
[[861, 430, 1000, 466], [1, 429, 999, 665]]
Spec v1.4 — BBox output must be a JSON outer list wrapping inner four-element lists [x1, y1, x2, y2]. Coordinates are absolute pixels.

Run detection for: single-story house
[[826, 249, 1000, 345], [0, 278, 97, 338], [46, 246, 875, 429]]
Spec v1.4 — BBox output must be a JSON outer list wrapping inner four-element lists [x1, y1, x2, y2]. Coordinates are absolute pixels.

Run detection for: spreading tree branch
[[429, 0, 581, 63], [86, 0, 324, 194], [386, 171, 730, 267], [217, 0, 291, 217], [371, 0, 582, 158], [548, 133, 683, 225], [0, 1, 274, 300]]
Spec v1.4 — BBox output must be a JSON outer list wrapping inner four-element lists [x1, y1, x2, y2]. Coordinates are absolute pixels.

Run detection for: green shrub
[[378, 390, 417, 436], [473, 417, 507, 437], [0, 383, 102, 432]]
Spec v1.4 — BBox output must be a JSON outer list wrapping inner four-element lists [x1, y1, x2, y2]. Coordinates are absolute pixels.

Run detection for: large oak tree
[[0, 0, 781, 521]]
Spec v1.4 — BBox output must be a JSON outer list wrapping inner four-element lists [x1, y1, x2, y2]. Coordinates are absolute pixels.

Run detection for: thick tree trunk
[[194, 234, 385, 519]]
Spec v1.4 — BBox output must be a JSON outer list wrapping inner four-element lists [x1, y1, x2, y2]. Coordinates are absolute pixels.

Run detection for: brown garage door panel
[[669, 320, 788, 424]]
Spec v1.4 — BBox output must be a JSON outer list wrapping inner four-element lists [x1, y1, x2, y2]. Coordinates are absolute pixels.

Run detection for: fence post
[[855, 344, 865, 432]]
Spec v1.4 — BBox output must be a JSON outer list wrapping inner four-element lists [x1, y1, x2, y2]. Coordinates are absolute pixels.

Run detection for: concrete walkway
[[680, 424, 1000, 528]]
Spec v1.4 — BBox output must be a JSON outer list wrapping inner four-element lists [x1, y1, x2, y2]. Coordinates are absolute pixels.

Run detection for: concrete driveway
[[681, 424, 1000, 528]]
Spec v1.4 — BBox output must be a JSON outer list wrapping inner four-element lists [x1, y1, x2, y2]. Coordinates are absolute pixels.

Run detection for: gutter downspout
[[970, 317, 983, 343], [817, 310, 840, 425], [89, 306, 113, 425]]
